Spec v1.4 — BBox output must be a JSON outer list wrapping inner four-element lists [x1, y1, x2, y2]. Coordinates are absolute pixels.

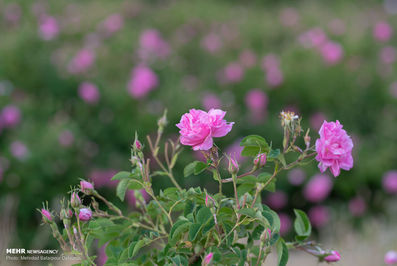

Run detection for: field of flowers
[[1, 0, 397, 265]]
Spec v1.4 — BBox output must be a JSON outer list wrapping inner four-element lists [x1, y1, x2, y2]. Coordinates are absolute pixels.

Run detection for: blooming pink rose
[[304, 174, 333, 202], [324, 250, 341, 262], [374, 21, 393, 42], [127, 65, 158, 99], [79, 208, 92, 221], [176, 109, 234, 151], [315, 120, 353, 177], [385, 251, 397, 265]]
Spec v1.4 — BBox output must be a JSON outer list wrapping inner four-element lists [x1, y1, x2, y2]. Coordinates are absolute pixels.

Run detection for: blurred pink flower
[[380, 46, 396, 64], [58, 130, 74, 147], [38, 15, 59, 41], [97, 243, 108, 266], [126, 189, 150, 207], [280, 8, 299, 27], [224, 140, 245, 164], [383, 170, 397, 194], [3, 4, 21, 25], [373, 21, 393, 42], [176, 109, 234, 151], [315, 120, 354, 177], [287, 168, 306, 186], [239, 50, 257, 68], [10, 141, 29, 160], [127, 65, 158, 99], [320, 41, 343, 65], [348, 196, 366, 217], [310, 112, 327, 131], [262, 54, 280, 71], [278, 213, 292, 235], [139, 29, 170, 60], [308, 205, 330, 228], [68, 49, 95, 74], [266, 68, 283, 87], [245, 89, 268, 123], [202, 93, 221, 110], [266, 191, 287, 210], [89, 169, 118, 188], [222, 62, 244, 83], [201, 33, 222, 53], [78, 82, 100, 104], [1, 105, 21, 128], [303, 174, 333, 203], [299, 28, 327, 49], [101, 13, 123, 36], [385, 251, 397, 265]]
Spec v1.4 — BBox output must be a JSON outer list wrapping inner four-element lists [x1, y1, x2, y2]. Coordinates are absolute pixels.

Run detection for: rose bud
[[134, 139, 142, 151], [228, 157, 239, 175], [70, 192, 81, 209], [40, 208, 52, 223], [78, 208, 92, 221], [254, 153, 267, 168], [203, 252, 213, 265], [385, 250, 397, 265], [324, 250, 341, 262], [80, 180, 94, 194]]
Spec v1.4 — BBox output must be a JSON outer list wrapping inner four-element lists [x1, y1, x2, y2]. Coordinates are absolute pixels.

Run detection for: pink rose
[[176, 109, 234, 151], [315, 120, 354, 177]]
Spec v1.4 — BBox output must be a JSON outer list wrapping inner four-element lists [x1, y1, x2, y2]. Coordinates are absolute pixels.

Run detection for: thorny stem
[[232, 174, 240, 210], [145, 187, 174, 226], [222, 168, 257, 183]]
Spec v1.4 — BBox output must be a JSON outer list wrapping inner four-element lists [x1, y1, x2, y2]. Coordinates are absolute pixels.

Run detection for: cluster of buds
[[280, 110, 300, 130], [254, 153, 267, 169]]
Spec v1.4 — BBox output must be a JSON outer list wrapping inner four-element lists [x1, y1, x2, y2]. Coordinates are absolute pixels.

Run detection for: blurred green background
[[0, 0, 396, 256]]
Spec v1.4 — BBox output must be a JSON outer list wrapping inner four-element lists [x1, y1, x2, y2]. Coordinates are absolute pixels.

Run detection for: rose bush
[[40, 110, 351, 265]]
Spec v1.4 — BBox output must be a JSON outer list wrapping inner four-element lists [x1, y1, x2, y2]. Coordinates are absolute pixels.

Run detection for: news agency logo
[[6, 248, 59, 255]]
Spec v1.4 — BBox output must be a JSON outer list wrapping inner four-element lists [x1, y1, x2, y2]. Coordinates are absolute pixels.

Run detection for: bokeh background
[[0, 0, 397, 265]]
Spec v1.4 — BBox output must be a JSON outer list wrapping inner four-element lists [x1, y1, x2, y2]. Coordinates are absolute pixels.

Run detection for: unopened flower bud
[[203, 252, 213, 265], [324, 250, 341, 262], [134, 139, 142, 151], [158, 114, 168, 129], [70, 192, 81, 209], [228, 157, 239, 175], [254, 153, 267, 168], [41, 208, 52, 223], [80, 180, 94, 194], [260, 228, 272, 242], [60, 208, 73, 220], [385, 251, 397, 265], [78, 208, 92, 221], [130, 155, 139, 166], [205, 194, 215, 208], [304, 130, 311, 147]]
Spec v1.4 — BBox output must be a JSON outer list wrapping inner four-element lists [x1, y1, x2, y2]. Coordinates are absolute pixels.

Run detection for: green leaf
[[188, 223, 201, 241], [184, 200, 195, 217], [184, 161, 208, 177], [237, 208, 257, 218], [116, 179, 129, 201], [112, 171, 131, 181], [267, 149, 286, 167], [277, 239, 289, 266], [197, 207, 212, 224], [252, 225, 265, 240], [293, 209, 312, 240], [171, 255, 188, 266], [128, 179, 143, 190], [240, 135, 270, 157], [169, 220, 189, 239]]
